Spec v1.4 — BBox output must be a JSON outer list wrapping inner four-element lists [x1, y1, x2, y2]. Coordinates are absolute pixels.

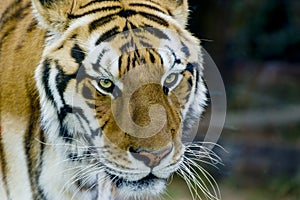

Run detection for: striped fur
[[0, 0, 208, 199]]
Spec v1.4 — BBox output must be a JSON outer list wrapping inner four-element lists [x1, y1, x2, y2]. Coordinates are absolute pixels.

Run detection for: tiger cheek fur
[[0, 0, 209, 200]]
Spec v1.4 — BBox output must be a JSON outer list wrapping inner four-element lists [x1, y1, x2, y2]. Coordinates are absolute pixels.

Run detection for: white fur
[[1, 114, 33, 200]]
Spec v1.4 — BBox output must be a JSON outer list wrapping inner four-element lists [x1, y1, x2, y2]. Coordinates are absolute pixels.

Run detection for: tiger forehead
[[118, 48, 164, 78], [70, 0, 172, 43], [65, 0, 194, 81], [73, 0, 170, 18]]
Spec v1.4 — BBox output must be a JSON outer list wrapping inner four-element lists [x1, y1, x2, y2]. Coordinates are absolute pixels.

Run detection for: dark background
[[169, 1, 300, 199]]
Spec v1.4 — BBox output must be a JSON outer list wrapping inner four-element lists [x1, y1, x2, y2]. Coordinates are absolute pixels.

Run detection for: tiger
[[0, 0, 220, 199]]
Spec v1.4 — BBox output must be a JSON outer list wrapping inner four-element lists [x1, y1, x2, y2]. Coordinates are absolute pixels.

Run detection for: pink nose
[[129, 145, 173, 168]]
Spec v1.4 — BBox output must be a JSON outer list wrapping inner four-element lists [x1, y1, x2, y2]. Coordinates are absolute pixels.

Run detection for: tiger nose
[[129, 145, 173, 168]]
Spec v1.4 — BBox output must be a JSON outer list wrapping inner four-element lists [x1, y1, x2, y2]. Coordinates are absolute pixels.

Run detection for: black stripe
[[55, 63, 77, 104], [127, 54, 132, 72], [118, 9, 137, 18], [120, 39, 134, 53], [187, 77, 193, 87], [43, 60, 75, 142], [37, 130, 48, 200], [129, 3, 167, 15], [163, 86, 169, 95], [181, 41, 190, 57], [42, 60, 69, 144], [68, 6, 122, 19], [73, 107, 101, 138], [15, 20, 40, 50], [59, 123, 73, 143], [167, 47, 180, 69], [185, 63, 195, 74], [149, 50, 164, 65], [202, 76, 210, 105], [149, 49, 164, 65], [138, 11, 169, 27], [80, 0, 120, 9], [0, 0, 21, 26], [0, 26, 17, 48], [71, 44, 86, 64], [0, 1, 25, 45], [89, 14, 116, 32], [87, 8, 168, 34], [0, 128, 10, 199], [42, 60, 55, 104], [0, 2, 31, 28], [33, 132, 47, 200], [38, 0, 55, 6], [149, 51, 156, 63], [143, 26, 170, 40], [95, 26, 120, 45], [100, 120, 109, 130], [0, 1, 30, 49], [128, 21, 138, 30], [24, 80, 40, 198], [139, 40, 153, 48], [118, 55, 123, 76], [95, 49, 109, 67], [21, 80, 46, 199], [58, 105, 73, 123]]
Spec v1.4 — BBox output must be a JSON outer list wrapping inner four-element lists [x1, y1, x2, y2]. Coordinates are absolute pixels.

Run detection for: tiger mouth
[[107, 173, 167, 190]]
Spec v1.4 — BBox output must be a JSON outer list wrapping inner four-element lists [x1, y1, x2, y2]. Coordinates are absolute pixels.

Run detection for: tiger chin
[[0, 0, 216, 200]]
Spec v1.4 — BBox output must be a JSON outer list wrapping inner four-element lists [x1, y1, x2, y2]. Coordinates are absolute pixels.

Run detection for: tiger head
[[33, 0, 207, 198]]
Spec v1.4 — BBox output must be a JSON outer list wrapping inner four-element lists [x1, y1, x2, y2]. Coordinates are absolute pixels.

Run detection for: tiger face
[[32, 0, 207, 199]]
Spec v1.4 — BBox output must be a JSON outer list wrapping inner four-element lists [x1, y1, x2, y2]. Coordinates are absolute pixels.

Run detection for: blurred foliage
[[269, 176, 300, 199], [222, 175, 300, 200], [226, 62, 300, 110], [229, 0, 300, 62], [188, 0, 300, 64]]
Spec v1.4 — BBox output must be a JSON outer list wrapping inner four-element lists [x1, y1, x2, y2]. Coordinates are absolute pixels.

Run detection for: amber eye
[[99, 79, 115, 92], [164, 73, 179, 86]]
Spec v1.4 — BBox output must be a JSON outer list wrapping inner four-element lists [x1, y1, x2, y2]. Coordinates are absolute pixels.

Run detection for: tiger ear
[[161, 0, 189, 27], [31, 0, 75, 32]]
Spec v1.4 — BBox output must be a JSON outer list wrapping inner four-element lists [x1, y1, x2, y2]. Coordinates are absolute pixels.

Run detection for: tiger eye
[[99, 79, 113, 89], [165, 73, 178, 84]]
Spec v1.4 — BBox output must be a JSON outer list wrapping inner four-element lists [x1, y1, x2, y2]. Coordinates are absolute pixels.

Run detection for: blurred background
[[168, 0, 300, 199]]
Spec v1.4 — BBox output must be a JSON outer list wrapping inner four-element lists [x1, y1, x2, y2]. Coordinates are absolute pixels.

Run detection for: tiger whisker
[[185, 141, 227, 152], [182, 162, 211, 199], [70, 166, 102, 200], [184, 149, 223, 168], [178, 165, 208, 200], [174, 141, 224, 200], [50, 153, 97, 170], [184, 142, 225, 165], [176, 168, 198, 200], [34, 137, 104, 150], [61, 163, 104, 198], [59, 166, 90, 196], [183, 157, 221, 200], [186, 156, 221, 170]]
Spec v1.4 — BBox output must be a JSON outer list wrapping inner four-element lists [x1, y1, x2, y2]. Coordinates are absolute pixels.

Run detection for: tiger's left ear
[[161, 0, 189, 27], [31, 0, 76, 32]]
